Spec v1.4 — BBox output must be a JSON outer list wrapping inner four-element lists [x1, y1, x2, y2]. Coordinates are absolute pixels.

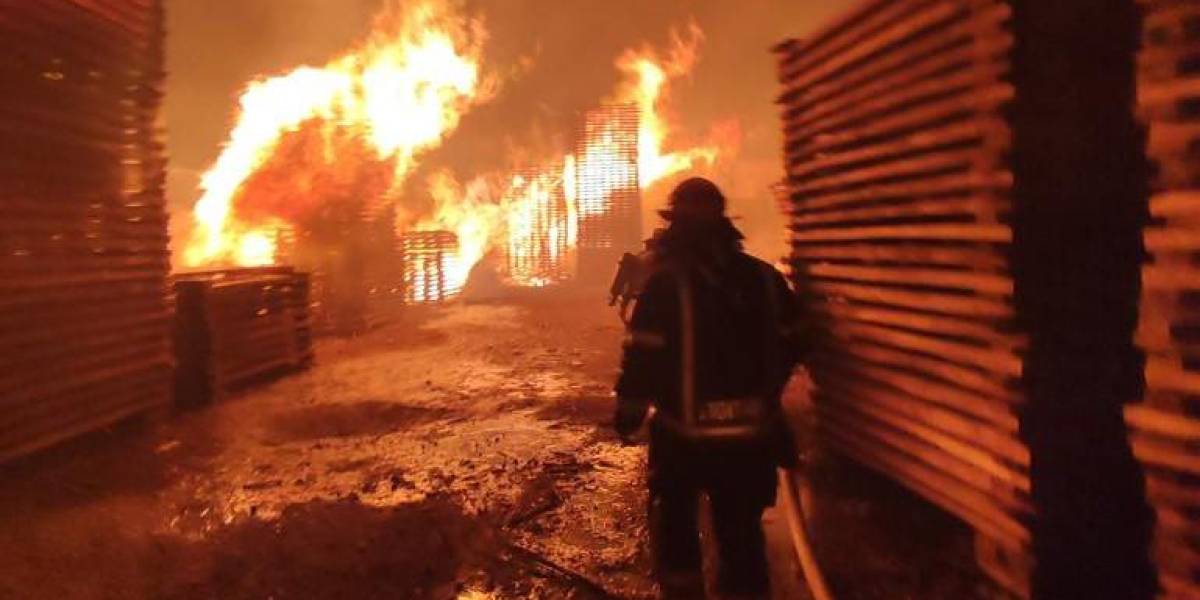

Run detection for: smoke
[[165, 0, 856, 263]]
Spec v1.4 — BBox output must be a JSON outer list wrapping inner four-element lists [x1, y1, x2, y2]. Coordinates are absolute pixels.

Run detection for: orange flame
[[403, 23, 736, 289], [183, 0, 490, 268], [614, 22, 721, 190], [183, 12, 737, 293], [418, 171, 504, 292]]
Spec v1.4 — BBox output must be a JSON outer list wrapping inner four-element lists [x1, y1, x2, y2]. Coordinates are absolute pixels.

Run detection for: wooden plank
[[1145, 357, 1200, 395], [1144, 263, 1200, 292], [776, 0, 927, 81], [819, 355, 1020, 428], [787, 64, 1011, 147], [785, 84, 1014, 157], [808, 261, 1012, 294], [782, 13, 1013, 120], [787, 147, 1007, 199], [807, 278, 1013, 319], [793, 222, 1011, 245], [821, 404, 1031, 506], [785, 169, 1013, 213], [1129, 433, 1200, 476], [1126, 404, 1200, 441], [787, 119, 1011, 186], [785, 30, 1011, 131], [1149, 190, 1200, 219], [831, 320, 1023, 377], [821, 420, 1030, 545], [790, 193, 1010, 230], [829, 335, 1017, 401], [822, 394, 1029, 491], [820, 301, 1024, 348], [791, 241, 1010, 271], [783, 1, 969, 94]]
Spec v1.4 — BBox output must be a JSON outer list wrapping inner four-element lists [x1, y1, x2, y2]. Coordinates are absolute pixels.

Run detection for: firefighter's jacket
[[614, 248, 806, 473]]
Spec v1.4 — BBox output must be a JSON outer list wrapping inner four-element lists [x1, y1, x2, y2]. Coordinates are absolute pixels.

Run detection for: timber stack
[[1129, 1, 1200, 597], [0, 0, 171, 463], [172, 267, 313, 407], [777, 0, 1155, 597]]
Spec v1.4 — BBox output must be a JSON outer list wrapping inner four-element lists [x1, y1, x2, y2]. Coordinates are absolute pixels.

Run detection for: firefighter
[[614, 177, 808, 599], [609, 228, 666, 323]]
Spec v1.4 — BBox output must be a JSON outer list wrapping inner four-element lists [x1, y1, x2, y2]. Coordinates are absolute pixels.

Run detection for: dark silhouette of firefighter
[[614, 177, 808, 598], [609, 227, 665, 323]]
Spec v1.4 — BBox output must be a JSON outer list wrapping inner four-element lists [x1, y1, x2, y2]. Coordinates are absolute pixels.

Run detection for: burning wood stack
[[172, 267, 313, 407], [399, 230, 459, 303], [286, 202, 400, 333], [1129, 1, 1200, 596], [575, 104, 642, 281], [506, 166, 572, 286], [0, 0, 171, 462], [777, 0, 1153, 596]]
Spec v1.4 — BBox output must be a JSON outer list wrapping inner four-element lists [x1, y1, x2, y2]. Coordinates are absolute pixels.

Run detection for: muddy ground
[[0, 289, 1010, 599]]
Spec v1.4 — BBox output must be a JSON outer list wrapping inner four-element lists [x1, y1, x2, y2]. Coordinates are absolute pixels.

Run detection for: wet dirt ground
[[0, 289, 1010, 599]]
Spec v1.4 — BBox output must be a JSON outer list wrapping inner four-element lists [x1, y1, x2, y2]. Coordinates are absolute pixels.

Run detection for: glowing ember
[[183, 0, 490, 268]]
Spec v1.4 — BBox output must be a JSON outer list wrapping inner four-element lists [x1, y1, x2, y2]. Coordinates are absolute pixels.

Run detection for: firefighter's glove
[[614, 398, 650, 441]]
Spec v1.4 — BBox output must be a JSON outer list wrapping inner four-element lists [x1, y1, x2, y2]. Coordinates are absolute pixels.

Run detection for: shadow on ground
[[149, 497, 493, 600]]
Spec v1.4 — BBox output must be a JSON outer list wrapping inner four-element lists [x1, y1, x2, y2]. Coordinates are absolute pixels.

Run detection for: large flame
[[614, 22, 721, 190], [418, 24, 732, 290], [183, 10, 736, 296], [418, 171, 505, 292], [183, 0, 489, 268]]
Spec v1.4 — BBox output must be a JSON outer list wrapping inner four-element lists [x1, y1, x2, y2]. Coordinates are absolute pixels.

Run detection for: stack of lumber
[[0, 0, 170, 462], [1130, 1, 1200, 596], [774, 0, 1032, 593], [575, 103, 642, 282], [172, 267, 313, 407], [780, 1, 1164, 596], [285, 205, 398, 335], [399, 230, 459, 303]]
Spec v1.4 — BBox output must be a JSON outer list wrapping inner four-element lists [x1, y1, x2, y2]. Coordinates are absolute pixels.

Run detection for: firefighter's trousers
[[647, 427, 778, 597]]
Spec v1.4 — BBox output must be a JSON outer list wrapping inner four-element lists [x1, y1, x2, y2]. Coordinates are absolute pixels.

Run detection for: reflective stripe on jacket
[[615, 251, 807, 442]]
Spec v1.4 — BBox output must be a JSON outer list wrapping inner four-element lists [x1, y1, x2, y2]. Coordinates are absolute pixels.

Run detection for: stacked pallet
[[774, 0, 1032, 593], [172, 267, 313, 407], [0, 0, 170, 462], [575, 104, 642, 281], [506, 166, 571, 286], [399, 230, 459, 303], [1130, 1, 1200, 596], [287, 203, 397, 334], [362, 207, 406, 328]]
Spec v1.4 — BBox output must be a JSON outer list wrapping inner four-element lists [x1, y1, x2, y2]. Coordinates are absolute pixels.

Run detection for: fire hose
[[778, 467, 835, 600]]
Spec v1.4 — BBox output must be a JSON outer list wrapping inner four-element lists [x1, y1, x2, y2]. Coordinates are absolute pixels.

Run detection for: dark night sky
[[164, 0, 854, 260]]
